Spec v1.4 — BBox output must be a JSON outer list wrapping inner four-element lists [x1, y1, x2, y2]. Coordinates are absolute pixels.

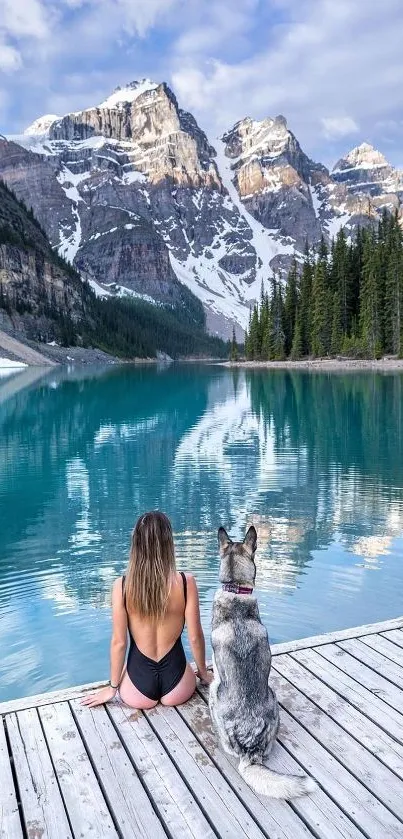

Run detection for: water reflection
[[0, 365, 402, 701]]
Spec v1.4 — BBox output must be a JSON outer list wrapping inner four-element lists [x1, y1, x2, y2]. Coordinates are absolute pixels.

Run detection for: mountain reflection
[[0, 365, 402, 700]]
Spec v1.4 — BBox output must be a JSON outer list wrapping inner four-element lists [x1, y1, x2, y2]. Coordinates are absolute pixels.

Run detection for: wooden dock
[[1, 616, 403, 839]]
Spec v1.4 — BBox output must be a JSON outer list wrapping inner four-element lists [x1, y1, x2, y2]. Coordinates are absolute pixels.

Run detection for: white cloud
[[0, 0, 50, 39], [0, 42, 22, 72], [321, 116, 359, 140], [171, 0, 403, 164]]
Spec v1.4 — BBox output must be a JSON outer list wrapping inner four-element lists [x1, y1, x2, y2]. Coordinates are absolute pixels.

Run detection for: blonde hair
[[124, 511, 176, 620]]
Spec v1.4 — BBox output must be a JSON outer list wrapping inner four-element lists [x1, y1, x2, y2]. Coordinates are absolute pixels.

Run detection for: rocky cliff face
[[1, 80, 396, 336], [333, 142, 403, 219], [0, 180, 90, 342], [221, 116, 375, 254]]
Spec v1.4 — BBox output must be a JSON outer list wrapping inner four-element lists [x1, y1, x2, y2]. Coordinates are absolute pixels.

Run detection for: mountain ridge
[[2, 79, 402, 337]]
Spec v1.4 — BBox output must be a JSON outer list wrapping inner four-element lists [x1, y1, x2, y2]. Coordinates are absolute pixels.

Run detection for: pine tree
[[298, 256, 314, 356], [284, 259, 299, 356], [330, 290, 342, 355], [332, 228, 352, 336], [384, 214, 402, 355], [290, 310, 303, 359], [360, 231, 383, 358], [271, 278, 286, 360], [249, 304, 260, 359], [311, 259, 330, 357], [230, 326, 238, 361]]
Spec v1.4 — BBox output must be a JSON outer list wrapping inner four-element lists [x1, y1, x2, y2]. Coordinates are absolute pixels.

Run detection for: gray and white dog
[[209, 525, 317, 799]]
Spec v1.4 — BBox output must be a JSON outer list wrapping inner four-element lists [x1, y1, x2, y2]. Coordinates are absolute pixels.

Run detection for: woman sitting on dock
[[82, 510, 212, 709]]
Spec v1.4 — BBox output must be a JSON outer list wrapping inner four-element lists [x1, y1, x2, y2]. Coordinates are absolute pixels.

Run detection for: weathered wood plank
[[108, 701, 215, 839], [292, 647, 403, 745], [71, 700, 166, 839], [0, 718, 23, 839], [39, 702, 118, 839], [277, 705, 402, 839], [358, 633, 403, 668], [274, 654, 403, 779], [146, 704, 265, 839], [271, 616, 403, 656], [338, 639, 403, 690], [6, 710, 72, 839], [316, 643, 403, 714], [271, 669, 403, 825], [0, 681, 108, 716], [381, 629, 403, 649], [192, 688, 364, 839]]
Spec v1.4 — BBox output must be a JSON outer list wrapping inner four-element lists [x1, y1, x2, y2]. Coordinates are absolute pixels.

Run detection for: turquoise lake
[[0, 363, 402, 703]]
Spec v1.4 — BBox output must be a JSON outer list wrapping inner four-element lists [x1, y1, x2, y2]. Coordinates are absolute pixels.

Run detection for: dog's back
[[210, 526, 317, 800]]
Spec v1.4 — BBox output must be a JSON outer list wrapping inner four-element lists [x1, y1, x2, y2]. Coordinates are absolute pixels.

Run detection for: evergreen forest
[[244, 212, 403, 360]]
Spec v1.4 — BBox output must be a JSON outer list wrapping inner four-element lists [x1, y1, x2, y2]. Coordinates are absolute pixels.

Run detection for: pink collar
[[222, 583, 254, 595]]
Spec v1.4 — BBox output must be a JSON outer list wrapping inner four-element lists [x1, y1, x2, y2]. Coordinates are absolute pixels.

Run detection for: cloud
[[0, 42, 22, 72], [1, 0, 403, 170], [321, 117, 359, 140], [0, 0, 50, 39], [171, 0, 403, 165]]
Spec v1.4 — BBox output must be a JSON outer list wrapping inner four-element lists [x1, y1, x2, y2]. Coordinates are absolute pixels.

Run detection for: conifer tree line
[[244, 211, 403, 360]]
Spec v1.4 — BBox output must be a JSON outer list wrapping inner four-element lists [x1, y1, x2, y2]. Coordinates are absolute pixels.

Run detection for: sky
[[1, 0, 403, 169]]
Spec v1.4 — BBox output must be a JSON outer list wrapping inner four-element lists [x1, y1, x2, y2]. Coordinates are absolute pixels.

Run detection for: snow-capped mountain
[[333, 142, 403, 217], [1, 80, 399, 336]]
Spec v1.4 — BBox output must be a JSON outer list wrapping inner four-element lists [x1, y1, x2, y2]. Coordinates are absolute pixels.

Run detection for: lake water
[[1, 363, 402, 703]]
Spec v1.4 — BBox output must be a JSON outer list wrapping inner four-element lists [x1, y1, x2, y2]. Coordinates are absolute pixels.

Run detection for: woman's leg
[[160, 663, 196, 707], [119, 670, 158, 710]]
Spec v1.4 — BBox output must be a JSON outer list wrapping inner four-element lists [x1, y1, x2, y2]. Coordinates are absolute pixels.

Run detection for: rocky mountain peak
[[333, 142, 389, 173]]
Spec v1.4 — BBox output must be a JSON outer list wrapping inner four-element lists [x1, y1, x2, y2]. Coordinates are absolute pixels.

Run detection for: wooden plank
[[274, 654, 403, 779], [2, 618, 403, 717], [316, 643, 403, 715], [271, 669, 403, 825], [71, 700, 166, 839], [0, 718, 23, 839], [271, 616, 403, 656], [108, 701, 215, 839], [359, 633, 403, 668], [277, 705, 402, 839], [382, 629, 403, 649], [292, 647, 403, 745], [0, 681, 108, 716], [146, 704, 265, 839], [338, 639, 403, 690], [191, 688, 364, 839], [6, 710, 71, 839], [39, 702, 118, 839]]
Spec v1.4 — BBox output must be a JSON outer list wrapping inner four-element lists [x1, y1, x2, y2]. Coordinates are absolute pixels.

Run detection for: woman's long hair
[[124, 511, 176, 619]]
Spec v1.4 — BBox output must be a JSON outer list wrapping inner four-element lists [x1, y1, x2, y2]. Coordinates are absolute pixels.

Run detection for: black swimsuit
[[122, 572, 188, 701]]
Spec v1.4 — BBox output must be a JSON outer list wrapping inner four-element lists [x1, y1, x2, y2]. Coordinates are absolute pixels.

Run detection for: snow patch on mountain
[[214, 139, 294, 282], [98, 79, 158, 109], [23, 115, 59, 136]]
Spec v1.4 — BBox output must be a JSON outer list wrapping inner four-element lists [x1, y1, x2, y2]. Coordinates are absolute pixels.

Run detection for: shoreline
[[220, 357, 403, 371]]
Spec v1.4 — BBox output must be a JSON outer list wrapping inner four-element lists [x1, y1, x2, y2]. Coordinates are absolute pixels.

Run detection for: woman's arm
[[81, 577, 128, 706], [184, 575, 212, 684]]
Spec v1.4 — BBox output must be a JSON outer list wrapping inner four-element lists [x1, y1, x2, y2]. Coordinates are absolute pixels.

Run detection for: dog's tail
[[238, 758, 317, 799]]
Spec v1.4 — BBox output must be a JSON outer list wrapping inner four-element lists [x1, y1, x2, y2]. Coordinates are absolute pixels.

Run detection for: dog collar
[[222, 583, 254, 595]]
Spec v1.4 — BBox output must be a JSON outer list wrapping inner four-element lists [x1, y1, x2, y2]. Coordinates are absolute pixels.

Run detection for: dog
[[209, 525, 317, 799]]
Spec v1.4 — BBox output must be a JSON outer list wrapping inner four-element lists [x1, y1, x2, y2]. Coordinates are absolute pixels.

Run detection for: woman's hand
[[196, 669, 214, 686], [80, 685, 117, 707]]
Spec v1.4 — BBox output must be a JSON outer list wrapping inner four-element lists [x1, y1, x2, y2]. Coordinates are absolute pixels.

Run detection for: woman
[[82, 511, 212, 709]]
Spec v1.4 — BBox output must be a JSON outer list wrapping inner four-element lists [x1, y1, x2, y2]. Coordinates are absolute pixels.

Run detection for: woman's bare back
[[124, 571, 187, 660]]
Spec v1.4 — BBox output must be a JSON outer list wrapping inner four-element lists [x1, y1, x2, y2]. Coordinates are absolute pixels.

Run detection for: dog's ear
[[244, 525, 257, 554], [218, 527, 231, 552]]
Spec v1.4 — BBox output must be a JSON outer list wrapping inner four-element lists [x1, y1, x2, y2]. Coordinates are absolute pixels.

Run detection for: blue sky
[[1, 0, 403, 170]]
